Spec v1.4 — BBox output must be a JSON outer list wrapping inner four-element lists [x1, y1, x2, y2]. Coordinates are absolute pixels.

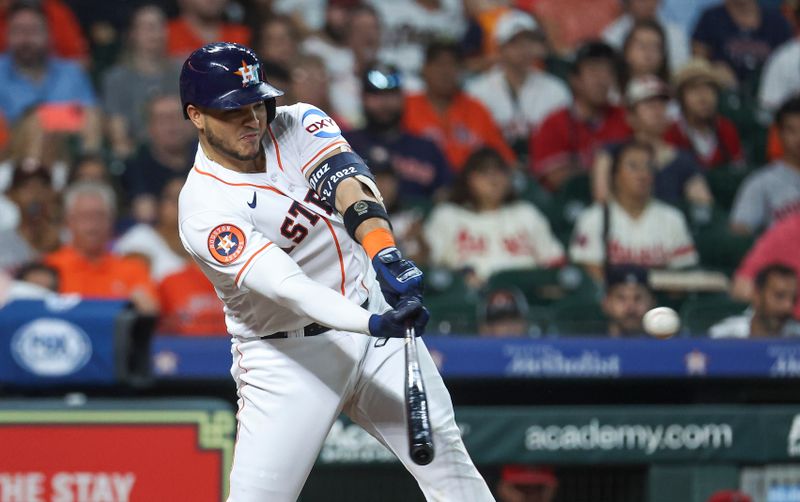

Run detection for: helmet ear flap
[[266, 98, 277, 124]]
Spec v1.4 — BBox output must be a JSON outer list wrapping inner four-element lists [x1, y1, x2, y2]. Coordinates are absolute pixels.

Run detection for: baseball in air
[[643, 307, 680, 339]]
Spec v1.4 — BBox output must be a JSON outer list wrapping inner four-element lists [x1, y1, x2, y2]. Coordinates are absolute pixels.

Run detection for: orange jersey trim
[[321, 216, 346, 295], [267, 125, 285, 171], [299, 139, 350, 174], [193, 165, 285, 195], [235, 242, 274, 285]]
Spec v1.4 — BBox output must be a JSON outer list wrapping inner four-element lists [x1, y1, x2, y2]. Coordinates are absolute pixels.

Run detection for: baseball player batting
[[177, 43, 495, 502]]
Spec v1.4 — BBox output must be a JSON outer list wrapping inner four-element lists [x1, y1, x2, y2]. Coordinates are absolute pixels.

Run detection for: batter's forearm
[[335, 178, 391, 242]]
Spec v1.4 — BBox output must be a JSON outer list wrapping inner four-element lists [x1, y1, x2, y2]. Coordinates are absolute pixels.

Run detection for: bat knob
[[411, 444, 435, 466]]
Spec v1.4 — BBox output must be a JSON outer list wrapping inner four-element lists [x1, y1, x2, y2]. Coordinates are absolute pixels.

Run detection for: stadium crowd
[[0, 0, 799, 340]]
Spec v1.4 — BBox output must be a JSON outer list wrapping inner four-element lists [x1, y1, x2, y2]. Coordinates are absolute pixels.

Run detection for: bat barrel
[[405, 325, 435, 466]]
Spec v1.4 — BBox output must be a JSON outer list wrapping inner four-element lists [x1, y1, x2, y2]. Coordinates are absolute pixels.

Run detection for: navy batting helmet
[[179, 42, 284, 122]]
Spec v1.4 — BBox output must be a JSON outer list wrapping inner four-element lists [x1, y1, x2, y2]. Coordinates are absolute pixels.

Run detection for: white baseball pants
[[226, 330, 495, 502]]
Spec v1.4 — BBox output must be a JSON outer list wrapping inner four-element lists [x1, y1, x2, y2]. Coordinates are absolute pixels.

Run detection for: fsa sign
[[302, 108, 341, 138]]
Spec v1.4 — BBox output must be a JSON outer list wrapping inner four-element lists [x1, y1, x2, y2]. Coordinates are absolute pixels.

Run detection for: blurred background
[[2, 0, 800, 500]]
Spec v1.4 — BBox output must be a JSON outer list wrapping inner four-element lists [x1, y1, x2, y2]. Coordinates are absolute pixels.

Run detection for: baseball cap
[[501, 465, 558, 487], [494, 10, 542, 46], [480, 287, 529, 323], [605, 264, 650, 290], [625, 75, 670, 107], [673, 58, 725, 91], [706, 490, 752, 502], [363, 64, 403, 93], [571, 40, 617, 74]]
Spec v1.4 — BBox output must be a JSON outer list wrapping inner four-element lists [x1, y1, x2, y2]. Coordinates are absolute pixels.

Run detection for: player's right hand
[[368, 300, 429, 338]]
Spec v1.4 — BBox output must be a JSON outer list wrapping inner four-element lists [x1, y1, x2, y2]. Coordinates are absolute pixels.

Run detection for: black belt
[[261, 299, 369, 340]]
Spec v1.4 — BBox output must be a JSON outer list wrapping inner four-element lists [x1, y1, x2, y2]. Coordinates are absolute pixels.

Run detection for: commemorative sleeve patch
[[208, 224, 247, 264], [301, 107, 341, 138]]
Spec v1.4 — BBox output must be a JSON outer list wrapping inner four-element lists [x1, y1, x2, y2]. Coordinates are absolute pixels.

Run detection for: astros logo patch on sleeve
[[208, 224, 247, 264], [302, 108, 341, 138]]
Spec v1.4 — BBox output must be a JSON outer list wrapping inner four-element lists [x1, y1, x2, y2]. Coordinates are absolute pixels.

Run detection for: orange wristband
[[362, 228, 396, 259]]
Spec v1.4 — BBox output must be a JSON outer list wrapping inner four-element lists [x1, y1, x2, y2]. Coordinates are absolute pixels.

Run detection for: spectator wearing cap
[[122, 94, 194, 223], [706, 490, 752, 502], [0, 2, 101, 150], [759, 4, 800, 117], [496, 464, 557, 502], [425, 147, 564, 287], [711, 263, 800, 338], [571, 140, 698, 282], [603, 264, 655, 337], [665, 59, 744, 169], [0, 0, 88, 62], [346, 64, 452, 201], [466, 10, 571, 156], [730, 96, 800, 235], [594, 75, 713, 208], [403, 41, 516, 171], [45, 181, 159, 314], [732, 212, 800, 319], [692, 0, 791, 91], [167, 0, 251, 58], [602, 0, 690, 72], [101, 4, 182, 160], [530, 41, 631, 192], [478, 287, 530, 337]]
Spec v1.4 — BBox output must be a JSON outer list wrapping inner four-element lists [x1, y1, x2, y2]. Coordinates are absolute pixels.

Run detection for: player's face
[[199, 102, 267, 163], [603, 283, 654, 336], [756, 275, 798, 333]]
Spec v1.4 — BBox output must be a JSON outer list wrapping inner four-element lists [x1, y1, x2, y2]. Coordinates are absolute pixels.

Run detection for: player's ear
[[186, 105, 204, 130]]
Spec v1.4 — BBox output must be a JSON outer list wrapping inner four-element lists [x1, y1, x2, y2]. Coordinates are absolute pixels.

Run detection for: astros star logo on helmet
[[234, 60, 261, 87]]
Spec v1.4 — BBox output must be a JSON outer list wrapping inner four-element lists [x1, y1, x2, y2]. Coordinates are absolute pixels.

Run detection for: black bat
[[405, 325, 435, 465]]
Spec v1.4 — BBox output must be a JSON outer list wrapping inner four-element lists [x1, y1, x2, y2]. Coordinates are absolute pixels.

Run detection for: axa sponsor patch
[[302, 108, 341, 138], [208, 224, 246, 264]]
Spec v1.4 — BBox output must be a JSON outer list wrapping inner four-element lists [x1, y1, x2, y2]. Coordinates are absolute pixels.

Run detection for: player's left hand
[[372, 247, 424, 307], [368, 299, 429, 338]]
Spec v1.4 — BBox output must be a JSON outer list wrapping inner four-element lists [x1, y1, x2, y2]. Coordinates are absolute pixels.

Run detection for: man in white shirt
[[466, 10, 571, 153], [602, 0, 690, 70], [710, 263, 800, 338]]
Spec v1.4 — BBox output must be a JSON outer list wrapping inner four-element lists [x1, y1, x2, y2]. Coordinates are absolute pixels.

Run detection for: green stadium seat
[[679, 293, 749, 337], [692, 228, 755, 275], [487, 266, 598, 307], [705, 164, 751, 212], [423, 268, 479, 334], [549, 295, 608, 336]]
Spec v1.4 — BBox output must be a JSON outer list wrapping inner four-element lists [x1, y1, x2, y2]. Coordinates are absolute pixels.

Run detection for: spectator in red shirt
[[0, 0, 88, 62], [664, 59, 744, 169], [167, 0, 251, 58], [530, 41, 631, 191], [733, 211, 800, 318], [403, 41, 516, 171]]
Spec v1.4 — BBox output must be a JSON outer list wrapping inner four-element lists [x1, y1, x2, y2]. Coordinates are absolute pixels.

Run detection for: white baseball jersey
[[178, 102, 384, 338], [570, 200, 698, 269], [424, 201, 565, 280]]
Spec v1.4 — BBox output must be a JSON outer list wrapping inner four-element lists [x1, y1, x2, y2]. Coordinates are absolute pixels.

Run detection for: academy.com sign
[[525, 419, 734, 455]]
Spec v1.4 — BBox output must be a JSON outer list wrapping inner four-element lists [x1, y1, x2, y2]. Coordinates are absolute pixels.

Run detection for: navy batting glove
[[368, 300, 424, 338], [372, 247, 424, 307]]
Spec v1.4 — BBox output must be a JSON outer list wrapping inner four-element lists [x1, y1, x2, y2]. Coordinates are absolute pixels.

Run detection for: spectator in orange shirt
[[45, 181, 159, 314], [167, 0, 251, 58], [0, 0, 88, 62], [403, 41, 516, 171]]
